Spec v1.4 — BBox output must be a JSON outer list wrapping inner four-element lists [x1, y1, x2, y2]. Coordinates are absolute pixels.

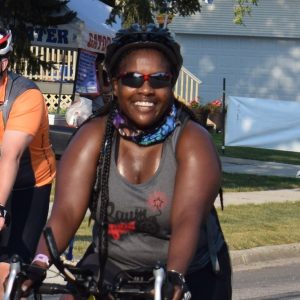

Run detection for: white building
[[169, 0, 300, 103]]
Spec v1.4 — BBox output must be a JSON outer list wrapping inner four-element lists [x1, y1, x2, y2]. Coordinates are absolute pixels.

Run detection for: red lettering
[[108, 221, 136, 240], [86, 34, 112, 52]]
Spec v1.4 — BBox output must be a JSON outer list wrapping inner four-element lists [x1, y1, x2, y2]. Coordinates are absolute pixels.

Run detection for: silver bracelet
[[167, 270, 185, 287], [167, 270, 191, 300]]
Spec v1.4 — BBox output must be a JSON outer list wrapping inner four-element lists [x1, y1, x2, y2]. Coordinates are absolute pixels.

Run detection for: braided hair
[[87, 101, 116, 292]]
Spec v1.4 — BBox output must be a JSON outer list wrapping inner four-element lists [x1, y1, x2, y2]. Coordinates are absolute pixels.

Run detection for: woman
[[29, 24, 232, 299]]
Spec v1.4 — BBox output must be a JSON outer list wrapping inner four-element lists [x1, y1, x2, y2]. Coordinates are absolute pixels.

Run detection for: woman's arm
[[34, 116, 107, 260], [167, 121, 222, 275], [0, 131, 33, 230]]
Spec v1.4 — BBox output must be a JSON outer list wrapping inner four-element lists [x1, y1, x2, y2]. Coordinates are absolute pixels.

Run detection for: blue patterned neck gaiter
[[112, 104, 179, 146]]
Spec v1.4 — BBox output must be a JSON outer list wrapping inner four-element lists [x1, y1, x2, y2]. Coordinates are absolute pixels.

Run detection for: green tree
[[0, 0, 76, 73], [103, 0, 258, 27], [234, 0, 258, 25]]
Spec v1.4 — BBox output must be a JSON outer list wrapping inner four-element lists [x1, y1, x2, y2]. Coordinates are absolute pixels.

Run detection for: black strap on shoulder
[[177, 107, 190, 126], [1, 71, 38, 127]]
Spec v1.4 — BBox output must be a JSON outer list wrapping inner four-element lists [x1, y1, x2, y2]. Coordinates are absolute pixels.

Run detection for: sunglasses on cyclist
[[117, 72, 172, 89]]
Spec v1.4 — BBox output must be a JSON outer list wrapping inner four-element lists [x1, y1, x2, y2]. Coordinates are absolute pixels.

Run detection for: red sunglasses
[[117, 72, 172, 89]]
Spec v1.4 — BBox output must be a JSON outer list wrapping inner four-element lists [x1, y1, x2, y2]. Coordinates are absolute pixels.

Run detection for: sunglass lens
[[119, 72, 172, 88], [149, 73, 172, 88], [121, 73, 144, 88]]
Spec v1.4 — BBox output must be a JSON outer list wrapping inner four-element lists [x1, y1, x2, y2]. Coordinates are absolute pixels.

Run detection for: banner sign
[[85, 32, 112, 53], [225, 96, 300, 152], [27, 26, 78, 49], [75, 49, 99, 95], [27, 25, 112, 54]]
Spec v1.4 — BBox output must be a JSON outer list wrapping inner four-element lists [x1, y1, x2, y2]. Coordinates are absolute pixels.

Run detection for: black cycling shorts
[[186, 243, 232, 300], [0, 184, 51, 263]]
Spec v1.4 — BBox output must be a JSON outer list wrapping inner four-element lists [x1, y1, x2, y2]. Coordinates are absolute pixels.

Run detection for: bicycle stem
[[4, 255, 21, 300], [153, 264, 165, 300]]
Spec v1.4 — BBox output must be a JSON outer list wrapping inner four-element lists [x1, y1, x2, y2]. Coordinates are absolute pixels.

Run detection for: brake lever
[[43, 227, 76, 283]]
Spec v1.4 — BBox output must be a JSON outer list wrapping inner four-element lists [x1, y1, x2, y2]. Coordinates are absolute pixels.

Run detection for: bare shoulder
[[62, 116, 108, 162], [176, 120, 217, 156]]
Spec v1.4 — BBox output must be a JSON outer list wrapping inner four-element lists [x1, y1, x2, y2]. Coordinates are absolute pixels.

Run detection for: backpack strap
[[1, 71, 38, 127], [206, 209, 221, 274]]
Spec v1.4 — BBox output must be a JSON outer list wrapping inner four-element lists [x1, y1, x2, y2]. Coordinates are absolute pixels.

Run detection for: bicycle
[[4, 227, 166, 300]]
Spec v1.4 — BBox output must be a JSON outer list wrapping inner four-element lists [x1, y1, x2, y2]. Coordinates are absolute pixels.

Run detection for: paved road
[[233, 257, 300, 300], [221, 157, 300, 178]]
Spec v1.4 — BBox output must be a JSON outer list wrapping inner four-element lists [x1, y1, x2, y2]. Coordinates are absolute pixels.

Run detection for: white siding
[[170, 0, 300, 39], [176, 33, 300, 102]]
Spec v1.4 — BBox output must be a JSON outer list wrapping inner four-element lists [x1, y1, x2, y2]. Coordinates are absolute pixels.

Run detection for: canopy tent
[[27, 0, 120, 53], [26, 0, 121, 111]]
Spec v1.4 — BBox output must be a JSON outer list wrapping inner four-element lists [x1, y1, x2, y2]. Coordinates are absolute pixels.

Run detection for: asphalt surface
[[221, 156, 300, 178], [45, 156, 300, 283]]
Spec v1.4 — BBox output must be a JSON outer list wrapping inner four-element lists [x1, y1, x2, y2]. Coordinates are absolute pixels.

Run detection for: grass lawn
[[222, 172, 300, 192], [218, 201, 300, 250]]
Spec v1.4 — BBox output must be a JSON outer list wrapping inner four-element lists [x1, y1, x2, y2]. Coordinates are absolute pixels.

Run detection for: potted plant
[[207, 99, 224, 131], [188, 98, 211, 127]]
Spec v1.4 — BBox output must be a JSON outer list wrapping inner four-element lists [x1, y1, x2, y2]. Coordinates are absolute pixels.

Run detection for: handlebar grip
[[3, 255, 22, 300], [43, 227, 60, 262]]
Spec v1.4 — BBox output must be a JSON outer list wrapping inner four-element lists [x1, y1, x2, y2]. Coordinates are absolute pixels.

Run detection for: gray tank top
[[105, 120, 224, 274]]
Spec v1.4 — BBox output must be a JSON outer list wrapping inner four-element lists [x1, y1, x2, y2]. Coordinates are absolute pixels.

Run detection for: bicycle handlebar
[[5, 227, 168, 299], [43, 226, 167, 299]]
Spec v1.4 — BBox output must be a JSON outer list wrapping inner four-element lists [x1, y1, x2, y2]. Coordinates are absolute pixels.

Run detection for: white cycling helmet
[[0, 28, 13, 57]]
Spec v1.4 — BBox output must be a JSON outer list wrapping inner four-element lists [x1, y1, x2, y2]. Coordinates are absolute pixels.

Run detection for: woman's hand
[[21, 262, 47, 297], [0, 204, 10, 231], [163, 271, 191, 300], [0, 217, 5, 231]]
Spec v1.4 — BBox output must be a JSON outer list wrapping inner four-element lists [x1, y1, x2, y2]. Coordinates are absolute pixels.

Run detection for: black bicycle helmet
[[104, 23, 183, 85], [0, 27, 13, 57]]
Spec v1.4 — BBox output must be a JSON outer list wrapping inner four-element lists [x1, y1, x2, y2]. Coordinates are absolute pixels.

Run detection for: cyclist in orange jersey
[[0, 27, 56, 298]]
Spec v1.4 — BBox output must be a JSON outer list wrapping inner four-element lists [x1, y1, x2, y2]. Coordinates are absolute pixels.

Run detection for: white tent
[[27, 0, 120, 54], [25, 0, 121, 104]]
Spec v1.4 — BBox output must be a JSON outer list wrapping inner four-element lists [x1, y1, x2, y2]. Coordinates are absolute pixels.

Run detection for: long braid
[[88, 101, 116, 295], [98, 109, 115, 290], [89, 102, 113, 219]]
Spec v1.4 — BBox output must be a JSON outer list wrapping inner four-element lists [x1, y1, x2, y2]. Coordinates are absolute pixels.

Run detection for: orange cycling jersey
[[0, 74, 56, 189]]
